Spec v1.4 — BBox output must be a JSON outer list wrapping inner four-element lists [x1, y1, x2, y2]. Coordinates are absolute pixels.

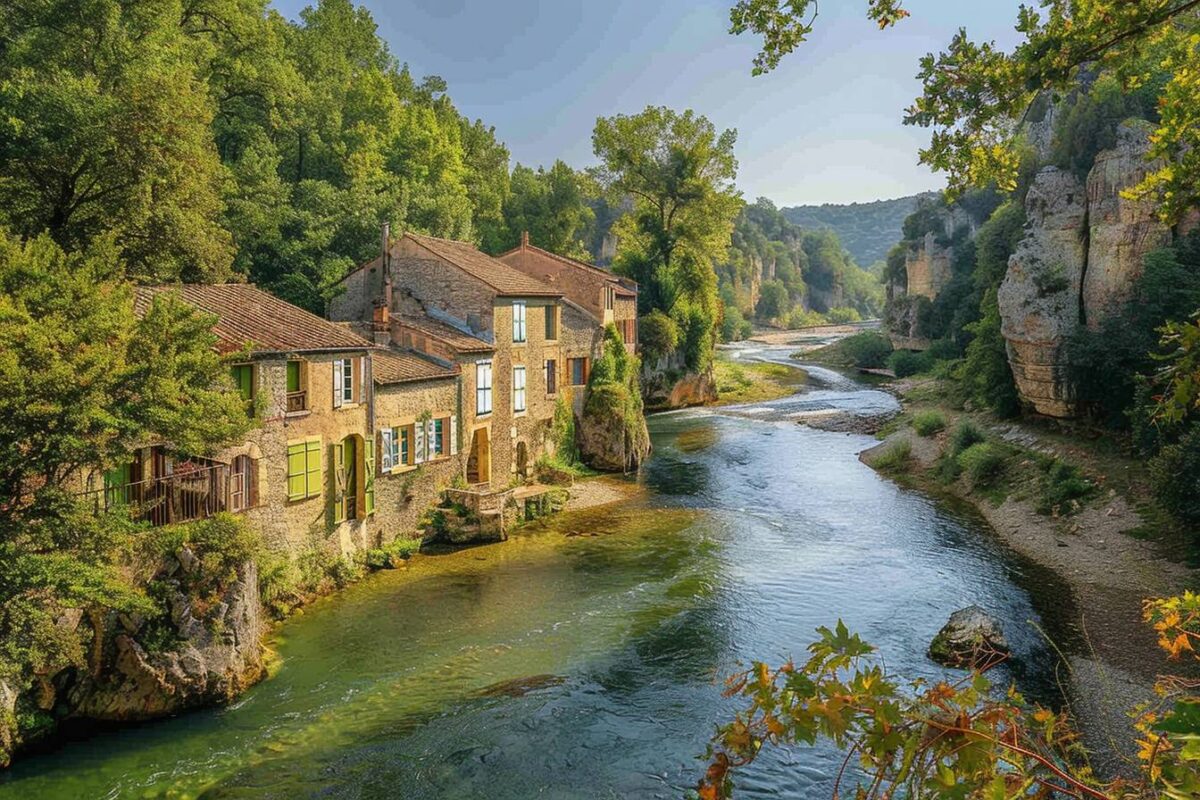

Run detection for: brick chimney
[[372, 222, 392, 344], [520, 230, 529, 250]]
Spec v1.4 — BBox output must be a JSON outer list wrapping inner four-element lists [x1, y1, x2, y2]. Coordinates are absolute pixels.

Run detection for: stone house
[[329, 231, 574, 486], [118, 285, 381, 556]]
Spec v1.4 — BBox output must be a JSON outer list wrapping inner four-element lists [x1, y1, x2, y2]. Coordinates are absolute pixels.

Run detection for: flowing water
[[2, 347, 1066, 800]]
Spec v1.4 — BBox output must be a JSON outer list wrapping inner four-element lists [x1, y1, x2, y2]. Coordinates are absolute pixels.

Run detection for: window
[[286, 438, 322, 500], [381, 428, 395, 472], [476, 361, 493, 415], [544, 305, 558, 340], [333, 358, 355, 407], [230, 455, 256, 512], [545, 359, 557, 396], [431, 418, 445, 457], [286, 360, 307, 412], [231, 364, 254, 414], [512, 301, 527, 343], [604, 287, 614, 311], [513, 366, 527, 413], [401, 425, 412, 465], [569, 357, 589, 386]]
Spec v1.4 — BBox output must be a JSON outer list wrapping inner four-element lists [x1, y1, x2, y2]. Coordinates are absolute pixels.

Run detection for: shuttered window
[[287, 438, 321, 501], [545, 359, 557, 396], [512, 301, 526, 343], [476, 361, 492, 415]]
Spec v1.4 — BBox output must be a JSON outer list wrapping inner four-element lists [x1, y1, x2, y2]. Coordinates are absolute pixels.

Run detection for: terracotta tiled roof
[[405, 233, 561, 297], [372, 349, 458, 385], [496, 242, 637, 297], [135, 284, 371, 355], [396, 314, 494, 354]]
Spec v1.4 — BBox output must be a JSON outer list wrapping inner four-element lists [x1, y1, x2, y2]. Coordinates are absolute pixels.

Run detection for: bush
[[721, 304, 754, 341], [1149, 424, 1200, 524], [888, 349, 935, 377], [957, 443, 1007, 488], [365, 537, 423, 569], [873, 439, 912, 472], [787, 308, 827, 328], [947, 420, 986, 457], [840, 332, 893, 368], [826, 306, 862, 324], [1036, 459, 1093, 516], [911, 411, 946, 437], [639, 309, 679, 363], [962, 289, 1021, 417]]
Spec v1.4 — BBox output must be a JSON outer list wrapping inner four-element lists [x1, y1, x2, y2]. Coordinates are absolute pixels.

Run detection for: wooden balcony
[[286, 390, 308, 413], [83, 457, 256, 527]]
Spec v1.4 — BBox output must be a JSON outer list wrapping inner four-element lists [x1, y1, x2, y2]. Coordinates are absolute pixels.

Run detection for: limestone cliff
[[641, 352, 717, 411], [998, 168, 1089, 417], [999, 121, 1173, 416]]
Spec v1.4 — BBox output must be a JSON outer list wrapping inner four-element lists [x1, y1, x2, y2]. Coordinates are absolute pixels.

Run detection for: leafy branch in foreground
[[699, 609, 1200, 799], [730, 1, 1200, 219]]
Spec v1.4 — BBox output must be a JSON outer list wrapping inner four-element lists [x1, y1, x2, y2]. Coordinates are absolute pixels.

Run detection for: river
[[1, 347, 1063, 799]]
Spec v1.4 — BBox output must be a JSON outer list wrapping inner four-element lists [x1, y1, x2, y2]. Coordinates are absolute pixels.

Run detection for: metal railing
[[83, 460, 232, 526], [286, 390, 308, 413]]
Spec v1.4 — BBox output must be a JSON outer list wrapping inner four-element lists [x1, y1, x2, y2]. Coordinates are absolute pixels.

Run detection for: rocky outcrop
[[998, 167, 1088, 417], [641, 353, 717, 411], [1082, 120, 1172, 325], [929, 606, 1010, 669], [1000, 121, 1173, 416], [905, 231, 954, 299], [68, 559, 265, 721], [578, 389, 652, 472]]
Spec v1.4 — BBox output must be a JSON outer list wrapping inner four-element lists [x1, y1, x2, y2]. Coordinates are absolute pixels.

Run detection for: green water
[[2, 365, 1064, 799]]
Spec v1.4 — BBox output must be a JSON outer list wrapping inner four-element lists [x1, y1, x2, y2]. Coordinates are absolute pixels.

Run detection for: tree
[[729, 1, 1200, 219], [593, 107, 742, 371], [755, 280, 789, 322], [485, 161, 596, 259], [0, 229, 251, 736], [0, 0, 235, 282]]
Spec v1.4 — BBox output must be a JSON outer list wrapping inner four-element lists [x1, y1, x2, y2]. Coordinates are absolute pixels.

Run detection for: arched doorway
[[516, 442, 528, 481], [466, 427, 491, 485]]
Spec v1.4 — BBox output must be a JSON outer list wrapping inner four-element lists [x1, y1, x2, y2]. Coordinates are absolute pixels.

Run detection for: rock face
[[578, 386, 652, 472], [929, 606, 1010, 669], [1082, 120, 1171, 325], [641, 353, 717, 411], [998, 167, 1088, 418], [68, 561, 265, 721], [906, 230, 954, 300], [1000, 120, 1173, 417]]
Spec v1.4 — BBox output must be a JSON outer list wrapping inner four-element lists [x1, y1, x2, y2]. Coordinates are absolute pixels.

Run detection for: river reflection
[[1, 362, 1064, 800]]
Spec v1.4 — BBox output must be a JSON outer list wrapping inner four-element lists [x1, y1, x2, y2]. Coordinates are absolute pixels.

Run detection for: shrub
[[840, 332, 893, 368], [911, 411, 946, 437], [364, 537, 423, 570], [957, 442, 1007, 488], [721, 304, 754, 341], [826, 306, 862, 324], [888, 349, 934, 377], [873, 438, 912, 472], [639, 309, 679, 363], [947, 420, 986, 457], [787, 308, 827, 328], [962, 289, 1021, 417], [1149, 424, 1200, 524], [1036, 459, 1093, 516]]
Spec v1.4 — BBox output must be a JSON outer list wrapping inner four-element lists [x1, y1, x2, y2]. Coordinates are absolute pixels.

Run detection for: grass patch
[[873, 439, 912, 472], [911, 410, 946, 437], [713, 355, 807, 405], [1035, 457, 1095, 516], [958, 442, 1008, 489], [365, 537, 423, 569]]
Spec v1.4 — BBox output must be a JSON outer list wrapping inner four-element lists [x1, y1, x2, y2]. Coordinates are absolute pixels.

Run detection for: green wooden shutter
[[305, 439, 321, 499], [287, 443, 306, 501], [364, 437, 375, 516], [287, 361, 301, 393], [331, 442, 346, 523]]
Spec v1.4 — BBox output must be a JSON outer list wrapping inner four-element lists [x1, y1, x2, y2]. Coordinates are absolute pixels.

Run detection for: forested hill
[[783, 193, 935, 267]]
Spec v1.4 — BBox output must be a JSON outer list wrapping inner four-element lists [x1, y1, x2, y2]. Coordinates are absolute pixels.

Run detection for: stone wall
[[373, 377, 463, 540], [490, 299, 562, 482]]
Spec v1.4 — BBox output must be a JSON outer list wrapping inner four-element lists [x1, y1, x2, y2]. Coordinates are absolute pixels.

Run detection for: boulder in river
[[929, 606, 1010, 669]]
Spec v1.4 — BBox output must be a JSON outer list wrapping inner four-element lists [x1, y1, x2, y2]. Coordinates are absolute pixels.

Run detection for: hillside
[[783, 192, 936, 267]]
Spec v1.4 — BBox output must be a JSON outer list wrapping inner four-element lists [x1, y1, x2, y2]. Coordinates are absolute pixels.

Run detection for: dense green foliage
[[0, 231, 251, 758], [582, 326, 650, 471], [482, 161, 596, 259], [593, 107, 741, 371], [782, 193, 933, 268], [717, 198, 883, 335], [0, 0, 513, 312], [911, 410, 946, 437], [837, 331, 893, 369]]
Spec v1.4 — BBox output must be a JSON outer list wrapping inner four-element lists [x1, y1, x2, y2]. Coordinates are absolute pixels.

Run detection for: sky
[[271, 0, 1026, 206]]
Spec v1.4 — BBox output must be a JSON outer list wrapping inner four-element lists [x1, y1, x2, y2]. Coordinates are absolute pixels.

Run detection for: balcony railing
[[83, 460, 232, 527], [286, 390, 307, 413]]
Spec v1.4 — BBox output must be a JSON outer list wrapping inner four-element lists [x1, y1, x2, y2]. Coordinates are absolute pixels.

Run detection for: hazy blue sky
[[272, 1, 1024, 206]]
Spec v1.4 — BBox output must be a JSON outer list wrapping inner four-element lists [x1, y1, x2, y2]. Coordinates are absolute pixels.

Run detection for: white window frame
[[380, 428, 395, 472], [513, 366, 527, 413], [476, 361, 493, 415], [341, 358, 355, 404], [512, 301, 527, 343]]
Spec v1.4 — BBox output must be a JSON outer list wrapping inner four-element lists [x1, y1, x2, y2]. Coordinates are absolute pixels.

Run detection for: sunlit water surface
[[1, 350, 1064, 799]]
